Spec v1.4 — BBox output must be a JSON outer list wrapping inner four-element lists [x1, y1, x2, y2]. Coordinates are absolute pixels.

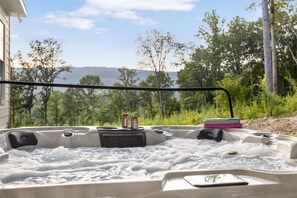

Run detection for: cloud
[[94, 27, 107, 34], [36, 31, 51, 36], [45, 12, 95, 30], [11, 34, 18, 39], [44, 0, 197, 29], [34, 30, 61, 39], [113, 10, 156, 25], [84, 0, 196, 11]]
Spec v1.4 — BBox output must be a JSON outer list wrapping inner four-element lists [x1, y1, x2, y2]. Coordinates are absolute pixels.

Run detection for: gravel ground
[[242, 112, 297, 136]]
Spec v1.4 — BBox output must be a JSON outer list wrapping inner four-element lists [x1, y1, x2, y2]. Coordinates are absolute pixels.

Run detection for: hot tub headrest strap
[[8, 131, 38, 149], [197, 128, 223, 142]]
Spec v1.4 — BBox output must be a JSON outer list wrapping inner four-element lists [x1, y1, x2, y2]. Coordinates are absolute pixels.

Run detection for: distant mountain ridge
[[55, 66, 178, 86]]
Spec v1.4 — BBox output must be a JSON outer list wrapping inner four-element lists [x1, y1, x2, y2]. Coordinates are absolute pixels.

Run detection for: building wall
[[0, 5, 10, 129]]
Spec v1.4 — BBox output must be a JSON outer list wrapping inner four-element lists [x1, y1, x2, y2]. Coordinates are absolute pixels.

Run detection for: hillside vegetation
[[9, 3, 297, 130]]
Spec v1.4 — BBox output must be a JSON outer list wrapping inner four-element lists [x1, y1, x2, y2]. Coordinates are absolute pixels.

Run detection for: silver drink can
[[122, 114, 129, 128], [131, 116, 138, 129]]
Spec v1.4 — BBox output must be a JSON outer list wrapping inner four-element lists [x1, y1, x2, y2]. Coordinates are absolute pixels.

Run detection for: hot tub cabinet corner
[[275, 135, 297, 159]]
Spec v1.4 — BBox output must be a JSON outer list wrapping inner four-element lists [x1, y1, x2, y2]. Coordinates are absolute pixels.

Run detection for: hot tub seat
[[197, 128, 223, 142], [8, 130, 38, 149]]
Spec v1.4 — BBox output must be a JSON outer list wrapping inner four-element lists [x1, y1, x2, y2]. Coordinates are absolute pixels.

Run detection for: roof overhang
[[0, 0, 27, 18]]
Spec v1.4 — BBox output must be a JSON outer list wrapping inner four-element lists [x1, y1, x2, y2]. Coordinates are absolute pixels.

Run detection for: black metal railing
[[0, 80, 234, 118]]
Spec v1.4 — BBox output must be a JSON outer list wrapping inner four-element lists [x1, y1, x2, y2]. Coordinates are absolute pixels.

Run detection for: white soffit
[[0, 0, 27, 17]]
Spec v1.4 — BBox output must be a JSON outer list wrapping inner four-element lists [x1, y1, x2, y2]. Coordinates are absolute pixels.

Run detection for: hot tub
[[1, 125, 297, 198]]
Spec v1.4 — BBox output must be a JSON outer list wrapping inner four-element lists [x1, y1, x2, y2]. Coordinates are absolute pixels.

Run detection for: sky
[[10, 0, 261, 71]]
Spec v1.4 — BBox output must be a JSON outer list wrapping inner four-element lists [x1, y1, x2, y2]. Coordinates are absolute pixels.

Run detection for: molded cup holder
[[63, 130, 74, 137]]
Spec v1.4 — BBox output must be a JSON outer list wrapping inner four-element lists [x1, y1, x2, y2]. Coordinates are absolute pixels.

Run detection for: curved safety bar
[[0, 80, 234, 118]]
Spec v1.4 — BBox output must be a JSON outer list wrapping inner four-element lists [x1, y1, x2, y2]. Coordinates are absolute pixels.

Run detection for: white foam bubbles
[[1, 139, 297, 186], [0, 171, 49, 184]]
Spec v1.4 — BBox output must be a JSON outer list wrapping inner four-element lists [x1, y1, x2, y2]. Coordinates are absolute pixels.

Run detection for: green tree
[[140, 72, 178, 117], [14, 52, 38, 124], [250, 0, 295, 94], [272, 2, 297, 94], [178, 10, 226, 88], [177, 11, 225, 110], [48, 91, 64, 126], [9, 67, 24, 127], [16, 38, 72, 125], [262, 0, 274, 93], [116, 67, 139, 112], [137, 29, 186, 120], [139, 80, 155, 118], [222, 17, 262, 75], [267, 0, 295, 94], [196, 10, 225, 83], [78, 75, 103, 125], [100, 89, 124, 124], [61, 88, 81, 126]]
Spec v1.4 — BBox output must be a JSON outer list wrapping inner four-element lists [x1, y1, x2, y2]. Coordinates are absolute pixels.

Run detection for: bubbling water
[[1, 139, 297, 186]]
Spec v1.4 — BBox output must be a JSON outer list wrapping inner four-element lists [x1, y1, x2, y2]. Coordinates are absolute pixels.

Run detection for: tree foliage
[[9, 3, 297, 127], [137, 29, 186, 120], [10, 38, 72, 126], [117, 67, 139, 112]]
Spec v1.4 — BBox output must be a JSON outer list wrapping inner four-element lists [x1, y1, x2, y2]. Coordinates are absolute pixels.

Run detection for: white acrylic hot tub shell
[[2, 126, 297, 198], [1, 169, 297, 198]]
